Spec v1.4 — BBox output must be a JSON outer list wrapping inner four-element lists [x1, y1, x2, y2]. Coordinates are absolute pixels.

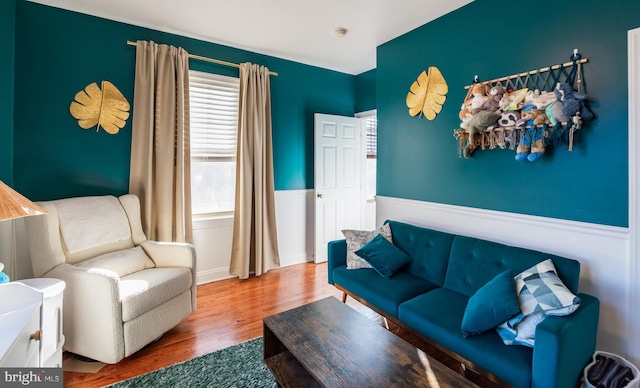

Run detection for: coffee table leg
[[263, 322, 287, 359]]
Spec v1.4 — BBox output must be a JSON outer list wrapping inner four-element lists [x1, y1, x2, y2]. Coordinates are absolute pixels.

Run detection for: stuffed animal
[[524, 89, 557, 109], [469, 83, 489, 112], [545, 100, 571, 125], [520, 108, 551, 126], [554, 82, 594, 121], [496, 110, 521, 128], [499, 88, 528, 111], [515, 106, 547, 162], [527, 128, 546, 162], [515, 127, 546, 162], [464, 111, 500, 158], [459, 90, 475, 120], [473, 84, 506, 114]]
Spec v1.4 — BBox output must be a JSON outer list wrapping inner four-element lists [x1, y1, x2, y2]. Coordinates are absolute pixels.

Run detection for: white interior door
[[314, 113, 364, 263]]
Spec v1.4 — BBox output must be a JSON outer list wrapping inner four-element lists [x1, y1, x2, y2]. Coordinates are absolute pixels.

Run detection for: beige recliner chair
[[24, 194, 196, 364]]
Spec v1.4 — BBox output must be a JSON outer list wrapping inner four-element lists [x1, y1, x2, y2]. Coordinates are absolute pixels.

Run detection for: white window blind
[[364, 116, 377, 157], [189, 70, 240, 160], [189, 70, 240, 215]]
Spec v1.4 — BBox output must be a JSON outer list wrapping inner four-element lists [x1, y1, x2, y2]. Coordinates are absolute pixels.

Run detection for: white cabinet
[[18, 278, 65, 367], [0, 283, 43, 367], [0, 279, 65, 367]]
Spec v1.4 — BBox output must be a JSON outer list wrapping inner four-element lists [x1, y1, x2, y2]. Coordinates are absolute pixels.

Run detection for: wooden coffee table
[[263, 297, 478, 387]]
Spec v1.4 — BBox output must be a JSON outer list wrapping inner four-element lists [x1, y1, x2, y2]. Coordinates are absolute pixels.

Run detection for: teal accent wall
[[377, 0, 639, 227], [0, 0, 16, 185], [355, 69, 376, 113], [12, 1, 355, 201]]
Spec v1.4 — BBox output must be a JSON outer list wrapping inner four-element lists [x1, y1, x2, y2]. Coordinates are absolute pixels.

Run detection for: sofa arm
[[45, 263, 125, 364], [531, 293, 600, 388], [327, 239, 347, 284]]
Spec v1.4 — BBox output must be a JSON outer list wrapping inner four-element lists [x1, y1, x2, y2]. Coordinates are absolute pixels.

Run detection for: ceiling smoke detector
[[334, 28, 348, 38]]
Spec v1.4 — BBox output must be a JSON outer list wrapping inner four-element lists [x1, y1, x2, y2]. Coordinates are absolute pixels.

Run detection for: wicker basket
[[584, 351, 639, 388]]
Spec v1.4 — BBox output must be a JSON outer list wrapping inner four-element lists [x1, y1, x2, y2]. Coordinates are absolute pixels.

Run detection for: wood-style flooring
[[62, 262, 497, 388]]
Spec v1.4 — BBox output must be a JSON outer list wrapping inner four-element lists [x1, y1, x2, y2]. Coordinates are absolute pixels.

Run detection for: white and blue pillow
[[497, 259, 581, 347]]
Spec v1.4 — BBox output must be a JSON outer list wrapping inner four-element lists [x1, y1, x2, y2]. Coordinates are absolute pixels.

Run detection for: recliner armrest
[[531, 293, 600, 388], [140, 240, 197, 311], [327, 239, 347, 285], [44, 263, 125, 364], [140, 240, 196, 269]]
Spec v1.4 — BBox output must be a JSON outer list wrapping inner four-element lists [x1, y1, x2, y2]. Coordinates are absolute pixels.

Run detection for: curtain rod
[[126, 40, 278, 76]]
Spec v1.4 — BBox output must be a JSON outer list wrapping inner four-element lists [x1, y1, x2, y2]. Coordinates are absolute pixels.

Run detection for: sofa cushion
[[497, 259, 581, 347], [342, 224, 393, 269], [76, 246, 155, 277], [355, 234, 412, 279], [398, 288, 533, 388], [332, 265, 438, 318], [120, 267, 193, 322], [385, 220, 454, 286], [461, 269, 520, 338], [444, 235, 581, 297]]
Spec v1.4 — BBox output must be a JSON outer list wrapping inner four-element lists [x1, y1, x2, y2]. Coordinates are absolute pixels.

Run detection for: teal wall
[[0, 0, 16, 185], [355, 69, 376, 113], [377, 0, 639, 227], [12, 1, 355, 201]]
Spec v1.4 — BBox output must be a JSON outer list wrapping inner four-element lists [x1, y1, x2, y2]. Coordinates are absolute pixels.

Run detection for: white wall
[[627, 27, 640, 368], [377, 195, 637, 367], [0, 218, 33, 281], [192, 189, 315, 284]]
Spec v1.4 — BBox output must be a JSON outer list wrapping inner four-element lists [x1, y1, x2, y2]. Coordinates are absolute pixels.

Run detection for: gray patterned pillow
[[496, 258, 581, 347], [342, 224, 393, 269]]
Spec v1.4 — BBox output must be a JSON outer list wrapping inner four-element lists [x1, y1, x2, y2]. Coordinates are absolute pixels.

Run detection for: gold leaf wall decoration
[[70, 81, 130, 135], [406, 66, 448, 120]]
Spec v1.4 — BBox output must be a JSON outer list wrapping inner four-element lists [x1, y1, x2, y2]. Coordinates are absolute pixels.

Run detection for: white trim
[[376, 196, 627, 246], [355, 109, 377, 118], [628, 27, 640, 366], [196, 268, 236, 285]]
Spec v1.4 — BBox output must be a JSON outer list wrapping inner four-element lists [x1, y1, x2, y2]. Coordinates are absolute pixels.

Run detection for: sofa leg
[[342, 292, 347, 303], [383, 317, 390, 330]]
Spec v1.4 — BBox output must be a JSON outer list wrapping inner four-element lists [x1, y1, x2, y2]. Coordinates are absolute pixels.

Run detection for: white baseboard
[[196, 268, 236, 285]]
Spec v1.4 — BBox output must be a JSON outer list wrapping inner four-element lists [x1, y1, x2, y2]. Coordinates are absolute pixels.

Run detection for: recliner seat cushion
[[332, 265, 438, 318], [398, 288, 533, 388], [76, 246, 155, 277], [120, 268, 193, 322]]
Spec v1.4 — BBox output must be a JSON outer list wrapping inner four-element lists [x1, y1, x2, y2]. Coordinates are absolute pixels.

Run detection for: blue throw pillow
[[461, 269, 521, 338], [355, 234, 412, 279]]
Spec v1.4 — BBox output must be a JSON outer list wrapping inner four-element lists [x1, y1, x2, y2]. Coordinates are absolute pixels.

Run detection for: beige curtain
[[230, 63, 280, 279], [129, 40, 193, 243]]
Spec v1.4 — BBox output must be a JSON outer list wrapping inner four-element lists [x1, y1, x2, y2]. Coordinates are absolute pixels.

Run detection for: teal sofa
[[328, 220, 600, 388]]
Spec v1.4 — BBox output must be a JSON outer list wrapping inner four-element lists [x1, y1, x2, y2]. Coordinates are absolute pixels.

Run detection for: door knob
[[317, 193, 323, 198]]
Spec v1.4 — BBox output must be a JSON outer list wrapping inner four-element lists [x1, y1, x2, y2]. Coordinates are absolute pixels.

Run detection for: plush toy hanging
[[454, 50, 591, 160]]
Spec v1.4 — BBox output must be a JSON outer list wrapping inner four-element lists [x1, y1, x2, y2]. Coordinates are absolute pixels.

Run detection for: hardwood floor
[[62, 262, 497, 388]]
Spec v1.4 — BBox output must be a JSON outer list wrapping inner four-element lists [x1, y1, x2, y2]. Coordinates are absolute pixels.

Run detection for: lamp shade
[[0, 181, 46, 221]]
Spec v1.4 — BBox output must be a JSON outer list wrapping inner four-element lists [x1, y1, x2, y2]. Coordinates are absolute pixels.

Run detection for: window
[[356, 111, 377, 201], [189, 70, 240, 215]]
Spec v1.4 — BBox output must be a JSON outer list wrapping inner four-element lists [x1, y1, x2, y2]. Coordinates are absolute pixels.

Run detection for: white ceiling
[[28, 0, 472, 75]]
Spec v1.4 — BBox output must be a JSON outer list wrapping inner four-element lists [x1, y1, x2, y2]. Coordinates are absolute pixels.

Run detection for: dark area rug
[[106, 337, 277, 388]]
